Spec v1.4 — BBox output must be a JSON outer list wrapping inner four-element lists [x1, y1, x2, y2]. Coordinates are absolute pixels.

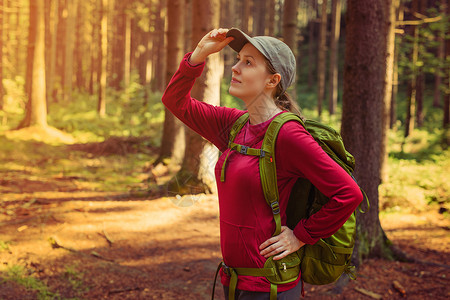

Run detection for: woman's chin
[[228, 87, 238, 97]]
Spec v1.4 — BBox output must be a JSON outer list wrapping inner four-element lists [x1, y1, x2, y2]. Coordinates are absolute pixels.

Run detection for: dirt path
[[1, 190, 449, 300]]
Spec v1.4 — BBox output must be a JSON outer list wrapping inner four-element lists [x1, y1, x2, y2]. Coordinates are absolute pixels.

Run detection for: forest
[[0, 0, 449, 299]]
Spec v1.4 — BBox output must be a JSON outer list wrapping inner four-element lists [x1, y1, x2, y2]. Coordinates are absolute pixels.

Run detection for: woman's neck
[[245, 94, 283, 125]]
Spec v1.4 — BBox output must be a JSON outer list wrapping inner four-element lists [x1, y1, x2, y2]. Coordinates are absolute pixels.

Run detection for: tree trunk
[[19, 0, 48, 128], [380, 0, 400, 183], [75, 0, 85, 91], [341, 0, 393, 265], [0, 0, 3, 116], [405, 0, 419, 138], [156, 0, 186, 166], [444, 1, 450, 136], [97, 0, 108, 117], [317, 0, 327, 116], [415, 0, 428, 129], [47, 0, 58, 103], [173, 0, 222, 195], [63, 0, 77, 102], [111, 1, 125, 90], [433, 33, 444, 108], [328, 0, 341, 115], [253, 0, 266, 36], [307, 0, 317, 89], [89, 0, 99, 96], [282, 0, 298, 100], [390, 3, 403, 129], [267, 0, 276, 36], [124, 11, 131, 90], [153, 0, 167, 92], [242, 0, 252, 35], [18, 0, 37, 128]]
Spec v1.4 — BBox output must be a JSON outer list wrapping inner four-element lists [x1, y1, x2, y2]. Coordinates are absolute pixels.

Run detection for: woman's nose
[[231, 63, 239, 74]]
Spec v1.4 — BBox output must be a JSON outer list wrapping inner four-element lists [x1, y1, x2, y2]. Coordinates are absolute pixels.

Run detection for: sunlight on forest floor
[[3, 125, 76, 145]]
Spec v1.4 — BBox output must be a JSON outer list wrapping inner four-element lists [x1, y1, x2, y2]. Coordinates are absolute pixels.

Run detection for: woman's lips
[[231, 77, 241, 84]]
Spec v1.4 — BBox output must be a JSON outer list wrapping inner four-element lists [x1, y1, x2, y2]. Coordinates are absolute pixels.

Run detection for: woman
[[161, 28, 363, 300]]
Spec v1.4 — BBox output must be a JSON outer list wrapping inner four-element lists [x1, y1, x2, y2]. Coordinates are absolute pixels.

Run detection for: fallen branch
[[393, 280, 406, 297], [90, 251, 114, 262], [354, 287, 383, 300], [99, 227, 114, 247], [108, 287, 141, 295], [48, 236, 77, 252], [49, 236, 114, 262]]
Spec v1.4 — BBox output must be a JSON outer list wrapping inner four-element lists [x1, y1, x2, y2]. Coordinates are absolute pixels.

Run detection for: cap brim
[[226, 28, 253, 53]]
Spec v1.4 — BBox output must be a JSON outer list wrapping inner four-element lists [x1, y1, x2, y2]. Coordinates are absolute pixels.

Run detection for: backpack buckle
[[240, 145, 249, 154], [271, 201, 280, 214], [221, 263, 232, 276]]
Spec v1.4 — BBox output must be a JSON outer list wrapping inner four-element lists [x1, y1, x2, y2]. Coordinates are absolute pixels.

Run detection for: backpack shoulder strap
[[220, 112, 250, 182], [229, 112, 250, 144], [260, 112, 303, 236]]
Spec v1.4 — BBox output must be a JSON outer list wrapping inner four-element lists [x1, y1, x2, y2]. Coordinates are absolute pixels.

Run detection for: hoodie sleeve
[[276, 121, 363, 245], [161, 52, 245, 151]]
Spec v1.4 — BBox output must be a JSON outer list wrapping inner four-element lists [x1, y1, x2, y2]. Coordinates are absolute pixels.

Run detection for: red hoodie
[[161, 53, 363, 292]]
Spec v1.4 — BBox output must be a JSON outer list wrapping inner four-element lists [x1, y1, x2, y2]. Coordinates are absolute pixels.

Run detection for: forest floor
[[0, 134, 449, 300]]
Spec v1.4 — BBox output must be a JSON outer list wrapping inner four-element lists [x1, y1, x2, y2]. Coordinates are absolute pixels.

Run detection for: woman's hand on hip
[[259, 226, 305, 261], [189, 28, 234, 65]]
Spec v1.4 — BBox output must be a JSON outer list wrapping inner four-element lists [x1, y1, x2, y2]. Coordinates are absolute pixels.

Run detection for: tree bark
[[380, 0, 400, 183], [0, 0, 4, 116], [390, 3, 403, 129], [307, 0, 317, 89], [153, 0, 166, 92], [444, 1, 450, 135], [75, 0, 85, 91], [156, 0, 186, 166], [47, 0, 58, 103], [341, 0, 393, 265], [405, 0, 419, 137], [328, 0, 342, 115], [267, 0, 276, 36], [97, 0, 108, 117], [282, 0, 298, 100], [172, 0, 222, 195], [317, 0, 327, 116], [19, 0, 48, 128], [253, 0, 266, 36], [63, 0, 77, 102], [124, 11, 131, 90], [242, 0, 252, 35]]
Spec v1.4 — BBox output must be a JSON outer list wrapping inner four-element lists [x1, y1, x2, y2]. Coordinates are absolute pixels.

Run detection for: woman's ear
[[267, 73, 281, 88]]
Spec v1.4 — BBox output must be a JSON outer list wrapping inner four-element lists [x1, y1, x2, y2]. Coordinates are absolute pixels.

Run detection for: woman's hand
[[259, 226, 305, 261], [189, 28, 234, 65]]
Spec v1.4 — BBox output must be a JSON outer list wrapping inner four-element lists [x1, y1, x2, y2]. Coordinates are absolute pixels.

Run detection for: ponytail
[[265, 58, 304, 119], [274, 87, 304, 119]]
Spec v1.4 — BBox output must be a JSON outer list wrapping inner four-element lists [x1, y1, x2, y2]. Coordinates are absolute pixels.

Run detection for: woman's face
[[228, 43, 274, 103]]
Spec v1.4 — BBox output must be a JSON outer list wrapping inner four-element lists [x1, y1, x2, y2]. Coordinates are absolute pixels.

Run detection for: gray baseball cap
[[226, 28, 296, 94]]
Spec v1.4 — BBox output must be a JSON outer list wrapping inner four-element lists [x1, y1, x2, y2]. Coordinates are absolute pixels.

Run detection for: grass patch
[[1, 265, 59, 299], [63, 265, 89, 296]]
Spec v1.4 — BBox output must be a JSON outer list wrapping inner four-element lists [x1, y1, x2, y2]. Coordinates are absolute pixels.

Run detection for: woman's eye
[[246, 60, 251, 65]]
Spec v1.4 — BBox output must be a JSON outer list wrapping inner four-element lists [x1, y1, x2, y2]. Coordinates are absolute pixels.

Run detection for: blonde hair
[[265, 59, 303, 117]]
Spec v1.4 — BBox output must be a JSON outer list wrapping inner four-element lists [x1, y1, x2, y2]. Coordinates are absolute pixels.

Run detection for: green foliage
[[0, 240, 11, 252], [380, 126, 450, 213], [47, 77, 164, 145], [63, 265, 88, 295], [0, 76, 27, 130], [397, 5, 449, 85], [2, 265, 60, 299]]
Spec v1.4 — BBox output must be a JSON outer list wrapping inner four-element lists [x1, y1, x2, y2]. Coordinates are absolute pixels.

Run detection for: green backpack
[[215, 112, 368, 300]]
